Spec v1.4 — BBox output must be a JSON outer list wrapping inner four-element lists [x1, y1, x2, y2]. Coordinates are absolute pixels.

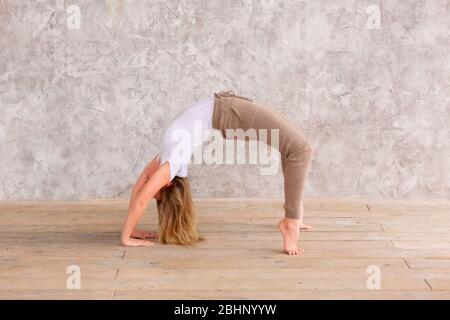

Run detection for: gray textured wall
[[1, 0, 449, 200]]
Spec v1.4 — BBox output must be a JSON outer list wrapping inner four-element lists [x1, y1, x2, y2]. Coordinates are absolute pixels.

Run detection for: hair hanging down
[[156, 176, 203, 246]]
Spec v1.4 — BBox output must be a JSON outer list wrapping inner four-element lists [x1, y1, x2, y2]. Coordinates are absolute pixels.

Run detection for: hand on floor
[[131, 230, 159, 240], [121, 237, 154, 247]]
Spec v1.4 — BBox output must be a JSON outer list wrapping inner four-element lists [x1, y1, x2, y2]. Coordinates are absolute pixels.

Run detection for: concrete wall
[[1, 0, 449, 200]]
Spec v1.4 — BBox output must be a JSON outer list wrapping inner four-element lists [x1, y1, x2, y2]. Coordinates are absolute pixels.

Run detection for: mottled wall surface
[[1, 0, 449, 200]]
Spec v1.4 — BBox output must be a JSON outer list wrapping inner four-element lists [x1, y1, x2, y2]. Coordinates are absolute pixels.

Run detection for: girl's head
[[156, 176, 203, 245]]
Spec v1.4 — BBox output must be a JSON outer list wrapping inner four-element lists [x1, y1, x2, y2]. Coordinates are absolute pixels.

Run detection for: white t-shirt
[[159, 97, 215, 181]]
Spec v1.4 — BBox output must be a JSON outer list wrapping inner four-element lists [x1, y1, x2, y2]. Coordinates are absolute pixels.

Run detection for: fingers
[[132, 231, 158, 240], [141, 240, 153, 246], [121, 238, 154, 247], [130, 231, 144, 239], [134, 231, 157, 239], [133, 239, 153, 246], [143, 231, 158, 239]]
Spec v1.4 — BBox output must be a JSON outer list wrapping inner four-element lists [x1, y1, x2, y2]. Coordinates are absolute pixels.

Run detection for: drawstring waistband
[[211, 90, 253, 133], [214, 90, 253, 102]]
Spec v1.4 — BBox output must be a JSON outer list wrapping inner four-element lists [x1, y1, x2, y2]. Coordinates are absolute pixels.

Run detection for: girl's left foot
[[282, 204, 311, 230], [300, 224, 312, 231]]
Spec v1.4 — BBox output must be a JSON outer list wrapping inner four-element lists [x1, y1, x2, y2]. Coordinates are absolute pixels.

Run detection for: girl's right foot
[[278, 218, 304, 255], [282, 204, 312, 230]]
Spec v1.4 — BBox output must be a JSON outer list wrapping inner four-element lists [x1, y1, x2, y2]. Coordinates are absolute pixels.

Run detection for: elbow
[[131, 200, 146, 214]]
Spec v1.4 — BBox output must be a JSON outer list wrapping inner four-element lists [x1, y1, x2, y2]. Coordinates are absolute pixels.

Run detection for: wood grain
[[0, 198, 449, 299]]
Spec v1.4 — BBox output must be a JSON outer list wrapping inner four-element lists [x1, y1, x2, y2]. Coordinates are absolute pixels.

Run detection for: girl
[[120, 91, 313, 255]]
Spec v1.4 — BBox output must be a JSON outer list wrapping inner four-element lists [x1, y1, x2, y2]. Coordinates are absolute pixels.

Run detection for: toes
[[285, 247, 304, 255], [285, 248, 296, 255]]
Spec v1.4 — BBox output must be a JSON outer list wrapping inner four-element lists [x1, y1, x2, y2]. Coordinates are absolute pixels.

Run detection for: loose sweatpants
[[211, 90, 313, 221]]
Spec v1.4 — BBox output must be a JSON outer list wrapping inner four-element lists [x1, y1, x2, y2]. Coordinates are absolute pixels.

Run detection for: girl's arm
[[128, 155, 160, 211], [127, 155, 160, 241], [120, 161, 171, 246]]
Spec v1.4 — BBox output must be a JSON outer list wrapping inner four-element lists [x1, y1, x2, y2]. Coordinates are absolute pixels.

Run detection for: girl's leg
[[278, 137, 313, 255], [280, 138, 313, 221], [214, 93, 313, 255], [281, 154, 312, 230]]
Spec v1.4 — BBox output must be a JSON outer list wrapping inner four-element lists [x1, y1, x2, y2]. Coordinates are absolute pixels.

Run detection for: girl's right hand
[[121, 237, 153, 247]]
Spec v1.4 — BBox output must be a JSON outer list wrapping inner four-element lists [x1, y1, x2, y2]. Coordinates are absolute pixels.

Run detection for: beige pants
[[212, 91, 313, 220]]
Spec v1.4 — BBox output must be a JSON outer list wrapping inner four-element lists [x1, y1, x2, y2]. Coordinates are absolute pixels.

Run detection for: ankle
[[281, 218, 301, 228]]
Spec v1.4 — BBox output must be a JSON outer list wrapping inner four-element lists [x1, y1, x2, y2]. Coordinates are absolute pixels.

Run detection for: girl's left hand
[[131, 230, 158, 239]]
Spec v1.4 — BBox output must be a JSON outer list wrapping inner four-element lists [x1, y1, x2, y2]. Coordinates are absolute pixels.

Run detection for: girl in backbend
[[121, 91, 313, 255]]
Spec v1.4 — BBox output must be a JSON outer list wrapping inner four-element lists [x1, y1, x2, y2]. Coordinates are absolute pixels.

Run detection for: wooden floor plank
[[426, 279, 450, 291], [405, 259, 450, 269], [113, 289, 450, 300], [0, 197, 449, 299], [0, 290, 113, 300]]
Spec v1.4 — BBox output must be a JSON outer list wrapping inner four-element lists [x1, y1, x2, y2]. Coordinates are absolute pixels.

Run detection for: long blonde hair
[[156, 177, 203, 245]]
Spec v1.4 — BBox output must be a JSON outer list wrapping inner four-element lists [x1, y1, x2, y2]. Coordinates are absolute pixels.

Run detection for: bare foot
[[278, 218, 304, 255], [300, 223, 312, 231], [282, 204, 311, 230], [121, 237, 153, 247]]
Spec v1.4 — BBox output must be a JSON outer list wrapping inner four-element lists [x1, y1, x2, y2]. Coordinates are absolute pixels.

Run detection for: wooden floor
[[1, 198, 450, 300]]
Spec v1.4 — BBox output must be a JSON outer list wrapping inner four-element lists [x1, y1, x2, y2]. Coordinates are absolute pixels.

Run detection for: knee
[[303, 142, 313, 160], [301, 143, 313, 166], [291, 139, 313, 163]]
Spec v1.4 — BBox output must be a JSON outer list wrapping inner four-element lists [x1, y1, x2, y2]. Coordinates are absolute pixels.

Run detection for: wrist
[[120, 235, 130, 245], [283, 217, 301, 227]]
